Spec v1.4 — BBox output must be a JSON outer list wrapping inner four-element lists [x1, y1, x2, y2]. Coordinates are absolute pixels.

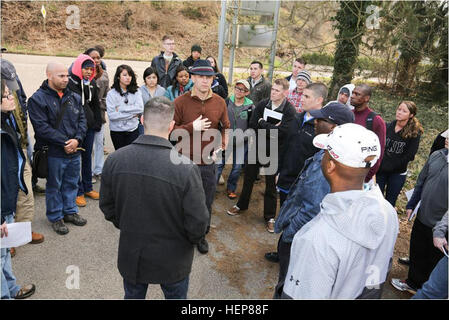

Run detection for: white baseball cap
[[441, 129, 448, 139], [313, 123, 381, 168]]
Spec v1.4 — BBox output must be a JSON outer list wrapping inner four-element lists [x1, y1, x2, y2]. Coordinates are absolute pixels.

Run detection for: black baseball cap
[[309, 102, 355, 125]]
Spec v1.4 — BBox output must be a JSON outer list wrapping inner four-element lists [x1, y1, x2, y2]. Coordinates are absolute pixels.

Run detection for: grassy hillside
[[1, 1, 337, 68]]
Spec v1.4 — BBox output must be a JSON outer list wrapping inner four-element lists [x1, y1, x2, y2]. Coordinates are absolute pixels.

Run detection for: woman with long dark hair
[[164, 65, 193, 101], [206, 56, 228, 98], [377, 101, 424, 207], [106, 65, 143, 150]]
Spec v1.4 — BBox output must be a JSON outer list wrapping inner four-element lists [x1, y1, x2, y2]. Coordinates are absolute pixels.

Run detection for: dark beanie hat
[[191, 44, 202, 53], [81, 59, 95, 69]]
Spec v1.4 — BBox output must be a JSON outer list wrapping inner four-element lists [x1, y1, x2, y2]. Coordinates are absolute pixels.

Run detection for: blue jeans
[[92, 124, 104, 176], [216, 143, 248, 192], [412, 256, 448, 299], [1, 215, 21, 299], [123, 277, 189, 299], [376, 172, 407, 207], [78, 128, 95, 196], [46, 155, 81, 223]]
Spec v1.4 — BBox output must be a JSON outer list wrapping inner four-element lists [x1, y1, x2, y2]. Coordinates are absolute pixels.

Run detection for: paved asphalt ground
[[3, 53, 405, 300]]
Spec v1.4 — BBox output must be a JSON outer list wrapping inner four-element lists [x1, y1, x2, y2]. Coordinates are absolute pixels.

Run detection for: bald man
[[28, 63, 88, 235], [351, 84, 386, 183]]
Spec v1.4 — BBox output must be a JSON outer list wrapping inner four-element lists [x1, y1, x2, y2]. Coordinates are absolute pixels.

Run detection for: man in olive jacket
[[100, 96, 208, 299]]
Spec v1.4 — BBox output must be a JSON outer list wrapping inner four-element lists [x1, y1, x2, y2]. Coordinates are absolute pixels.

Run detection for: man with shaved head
[[351, 84, 386, 183], [28, 62, 88, 235]]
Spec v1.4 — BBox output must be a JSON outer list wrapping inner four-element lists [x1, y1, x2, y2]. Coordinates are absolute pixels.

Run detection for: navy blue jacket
[[28, 80, 87, 158], [1, 112, 27, 223], [277, 111, 319, 191]]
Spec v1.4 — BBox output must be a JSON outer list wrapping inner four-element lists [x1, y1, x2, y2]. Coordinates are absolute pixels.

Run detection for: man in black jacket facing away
[[100, 96, 208, 299], [151, 35, 183, 89], [227, 79, 295, 233]]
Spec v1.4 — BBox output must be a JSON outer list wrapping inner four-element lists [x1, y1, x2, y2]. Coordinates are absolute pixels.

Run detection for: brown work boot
[[85, 190, 100, 200], [30, 231, 44, 244], [10, 247, 16, 257], [76, 195, 87, 207]]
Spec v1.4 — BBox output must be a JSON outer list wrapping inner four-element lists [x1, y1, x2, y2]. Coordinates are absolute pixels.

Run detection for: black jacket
[[100, 135, 209, 284], [216, 73, 228, 98], [183, 56, 196, 69], [68, 74, 102, 131], [277, 111, 320, 191], [151, 52, 183, 89], [1, 112, 27, 223], [28, 80, 87, 159], [378, 120, 421, 174], [249, 98, 296, 167]]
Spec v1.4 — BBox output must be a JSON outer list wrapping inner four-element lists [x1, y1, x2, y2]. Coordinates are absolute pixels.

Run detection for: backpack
[[366, 111, 377, 132]]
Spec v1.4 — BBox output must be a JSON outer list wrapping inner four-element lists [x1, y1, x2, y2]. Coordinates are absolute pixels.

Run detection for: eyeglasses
[[234, 86, 248, 93], [2, 94, 13, 99], [164, 42, 175, 46]]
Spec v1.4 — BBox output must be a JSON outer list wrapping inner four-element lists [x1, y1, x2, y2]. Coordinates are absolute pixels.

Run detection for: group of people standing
[[1, 33, 447, 300]]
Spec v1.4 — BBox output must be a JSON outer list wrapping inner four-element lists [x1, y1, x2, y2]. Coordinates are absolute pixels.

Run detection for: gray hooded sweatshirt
[[283, 186, 399, 299]]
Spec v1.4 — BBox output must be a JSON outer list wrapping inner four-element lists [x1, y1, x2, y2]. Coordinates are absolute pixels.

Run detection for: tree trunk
[[329, 1, 371, 101]]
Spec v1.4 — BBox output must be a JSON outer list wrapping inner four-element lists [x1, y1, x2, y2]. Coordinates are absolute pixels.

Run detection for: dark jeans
[[237, 163, 277, 221], [216, 143, 248, 192], [412, 256, 448, 299], [110, 128, 140, 151], [78, 128, 95, 196], [46, 155, 81, 223], [199, 164, 217, 233], [407, 218, 444, 289], [273, 237, 292, 299], [123, 277, 189, 299], [376, 172, 407, 207]]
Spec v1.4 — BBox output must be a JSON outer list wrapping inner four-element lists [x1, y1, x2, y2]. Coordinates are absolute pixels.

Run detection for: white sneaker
[[219, 175, 225, 185], [390, 278, 417, 294]]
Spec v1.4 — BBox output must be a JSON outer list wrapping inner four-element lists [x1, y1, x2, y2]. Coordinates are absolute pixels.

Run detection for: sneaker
[[76, 195, 87, 207], [14, 284, 36, 299], [219, 175, 225, 185], [390, 278, 417, 294], [227, 190, 238, 200], [85, 190, 100, 200], [197, 238, 209, 254], [63, 214, 87, 226], [266, 219, 275, 233], [33, 185, 46, 194], [52, 220, 69, 235], [264, 252, 280, 263], [30, 231, 45, 244], [227, 205, 241, 216], [398, 256, 410, 266]]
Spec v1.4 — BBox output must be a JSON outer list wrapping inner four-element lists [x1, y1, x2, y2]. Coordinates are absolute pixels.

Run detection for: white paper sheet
[[263, 108, 283, 121], [404, 189, 420, 221], [0, 222, 31, 248]]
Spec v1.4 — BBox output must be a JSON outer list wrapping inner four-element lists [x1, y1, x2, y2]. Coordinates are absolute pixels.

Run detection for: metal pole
[[218, 0, 227, 72], [228, 0, 239, 85], [268, 0, 281, 82]]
